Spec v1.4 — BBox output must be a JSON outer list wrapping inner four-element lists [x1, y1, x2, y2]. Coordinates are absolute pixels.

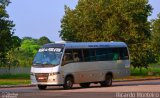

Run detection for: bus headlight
[[49, 72, 60, 76], [49, 73, 54, 76]]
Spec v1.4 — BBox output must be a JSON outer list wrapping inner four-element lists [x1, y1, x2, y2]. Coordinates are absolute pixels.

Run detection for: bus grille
[[35, 73, 49, 82]]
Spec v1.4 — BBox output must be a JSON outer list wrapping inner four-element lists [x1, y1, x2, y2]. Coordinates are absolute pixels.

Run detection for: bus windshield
[[33, 48, 63, 66]]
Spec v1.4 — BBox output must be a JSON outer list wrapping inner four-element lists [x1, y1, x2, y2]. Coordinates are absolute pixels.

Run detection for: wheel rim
[[66, 79, 73, 88], [67, 80, 72, 88], [106, 75, 112, 86]]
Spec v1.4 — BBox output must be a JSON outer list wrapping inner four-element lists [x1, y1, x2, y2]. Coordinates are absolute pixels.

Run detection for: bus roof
[[42, 42, 127, 49]]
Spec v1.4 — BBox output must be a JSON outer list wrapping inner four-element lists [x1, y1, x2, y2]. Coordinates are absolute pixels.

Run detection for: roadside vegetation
[[131, 65, 160, 76], [0, 74, 30, 79], [0, 79, 30, 85], [0, 74, 30, 85], [0, 36, 52, 68]]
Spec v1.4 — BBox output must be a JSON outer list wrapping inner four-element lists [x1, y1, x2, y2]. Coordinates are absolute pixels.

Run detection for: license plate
[[38, 77, 45, 80]]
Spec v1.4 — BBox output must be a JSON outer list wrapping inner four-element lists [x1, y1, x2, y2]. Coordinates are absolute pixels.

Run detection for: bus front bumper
[[30, 73, 64, 85]]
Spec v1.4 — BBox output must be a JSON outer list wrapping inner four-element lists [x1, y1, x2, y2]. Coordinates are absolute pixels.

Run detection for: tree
[[6, 36, 21, 68], [21, 38, 40, 55], [38, 36, 51, 45], [7, 37, 40, 67], [60, 0, 152, 68], [22, 36, 35, 41], [5, 36, 52, 67], [150, 13, 160, 62], [0, 0, 10, 6], [0, 1, 21, 65]]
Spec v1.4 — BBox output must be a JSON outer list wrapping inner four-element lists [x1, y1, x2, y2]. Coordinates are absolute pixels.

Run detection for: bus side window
[[112, 48, 120, 60], [113, 53, 119, 60], [73, 53, 80, 62], [119, 47, 129, 60], [73, 49, 82, 62], [83, 49, 95, 61], [62, 50, 73, 66]]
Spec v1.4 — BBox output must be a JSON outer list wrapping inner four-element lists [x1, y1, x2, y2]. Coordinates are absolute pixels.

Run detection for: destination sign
[[38, 48, 62, 52]]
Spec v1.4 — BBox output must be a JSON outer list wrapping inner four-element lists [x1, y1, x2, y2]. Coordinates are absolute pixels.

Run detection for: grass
[[131, 67, 148, 76], [131, 65, 160, 76], [0, 73, 30, 79], [115, 76, 160, 81], [0, 79, 30, 85], [0, 74, 30, 85]]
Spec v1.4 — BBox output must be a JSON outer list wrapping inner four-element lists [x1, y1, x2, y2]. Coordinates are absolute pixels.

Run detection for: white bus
[[31, 42, 130, 90]]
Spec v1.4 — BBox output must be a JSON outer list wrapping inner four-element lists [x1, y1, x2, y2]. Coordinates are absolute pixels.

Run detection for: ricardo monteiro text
[[116, 92, 136, 98], [136, 92, 159, 98], [116, 92, 159, 98]]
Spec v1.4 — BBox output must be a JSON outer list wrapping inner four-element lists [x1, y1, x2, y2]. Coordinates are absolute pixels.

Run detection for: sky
[[6, 0, 160, 41]]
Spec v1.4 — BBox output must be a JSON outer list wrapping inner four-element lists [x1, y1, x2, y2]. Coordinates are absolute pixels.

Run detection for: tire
[[38, 85, 47, 90], [100, 74, 112, 87], [63, 76, 74, 89], [80, 83, 90, 88]]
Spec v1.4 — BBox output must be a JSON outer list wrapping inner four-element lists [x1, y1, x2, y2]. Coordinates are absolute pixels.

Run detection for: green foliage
[[5, 37, 40, 67], [60, 0, 153, 68], [150, 13, 160, 62], [17, 38, 40, 66], [131, 67, 149, 76], [0, 73, 30, 79], [131, 66, 160, 76], [3, 36, 53, 67], [22, 37, 36, 41], [38, 36, 51, 45], [0, 0, 10, 6], [0, 79, 30, 85], [21, 38, 40, 55], [0, 1, 21, 65]]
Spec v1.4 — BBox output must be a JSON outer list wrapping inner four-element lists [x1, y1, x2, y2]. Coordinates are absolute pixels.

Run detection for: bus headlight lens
[[49, 72, 60, 76], [49, 73, 54, 76]]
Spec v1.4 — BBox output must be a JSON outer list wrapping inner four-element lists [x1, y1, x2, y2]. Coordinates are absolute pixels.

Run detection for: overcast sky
[[6, 0, 160, 41]]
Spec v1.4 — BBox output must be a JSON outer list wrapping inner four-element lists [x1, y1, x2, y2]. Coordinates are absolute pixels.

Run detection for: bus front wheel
[[38, 85, 47, 90], [100, 74, 112, 87], [63, 76, 74, 89]]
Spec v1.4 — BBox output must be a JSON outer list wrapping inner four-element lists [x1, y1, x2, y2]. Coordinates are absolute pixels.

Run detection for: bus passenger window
[[73, 49, 83, 62], [73, 53, 80, 62], [66, 53, 73, 60], [113, 53, 119, 60], [62, 50, 73, 65], [112, 48, 120, 60], [119, 47, 129, 60], [83, 49, 95, 61]]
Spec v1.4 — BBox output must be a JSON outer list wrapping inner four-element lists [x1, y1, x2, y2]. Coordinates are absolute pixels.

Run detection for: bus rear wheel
[[80, 83, 90, 88], [63, 76, 74, 89], [100, 74, 112, 87], [38, 85, 47, 90]]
